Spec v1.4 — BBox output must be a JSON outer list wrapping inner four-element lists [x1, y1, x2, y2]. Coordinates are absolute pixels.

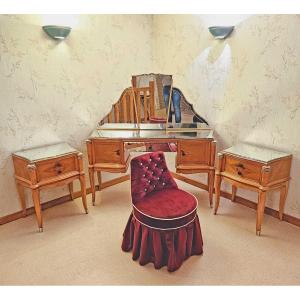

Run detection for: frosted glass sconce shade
[[208, 26, 234, 39], [42, 25, 72, 40]]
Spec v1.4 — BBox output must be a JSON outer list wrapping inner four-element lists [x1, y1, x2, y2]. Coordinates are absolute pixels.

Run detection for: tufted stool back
[[131, 151, 178, 203]]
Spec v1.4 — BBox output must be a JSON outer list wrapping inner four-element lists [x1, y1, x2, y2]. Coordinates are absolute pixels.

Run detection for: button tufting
[[162, 182, 166, 186], [143, 174, 145, 177], [144, 188, 147, 192], [146, 166, 149, 169], [149, 158, 152, 162], [155, 163, 157, 167], [151, 171, 154, 174], [153, 185, 156, 188], [140, 163, 143, 166], [148, 180, 151, 183]]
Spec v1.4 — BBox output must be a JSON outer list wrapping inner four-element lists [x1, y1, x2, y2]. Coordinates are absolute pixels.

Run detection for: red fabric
[[122, 151, 204, 272], [133, 206, 197, 230], [121, 213, 203, 272], [135, 188, 197, 219], [149, 116, 167, 123], [131, 152, 178, 203]]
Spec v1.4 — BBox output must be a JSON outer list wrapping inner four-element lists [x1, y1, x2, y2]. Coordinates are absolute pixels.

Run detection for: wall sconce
[[42, 25, 71, 40], [209, 26, 234, 39]]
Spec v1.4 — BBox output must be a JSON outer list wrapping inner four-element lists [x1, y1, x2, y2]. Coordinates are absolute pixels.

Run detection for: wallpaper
[[1, 14, 300, 221], [0, 14, 153, 217], [153, 15, 300, 219]]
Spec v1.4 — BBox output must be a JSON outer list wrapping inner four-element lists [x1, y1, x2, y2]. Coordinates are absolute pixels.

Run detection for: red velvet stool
[[121, 151, 203, 272]]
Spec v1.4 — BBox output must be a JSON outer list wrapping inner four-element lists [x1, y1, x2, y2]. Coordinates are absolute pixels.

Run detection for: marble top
[[91, 123, 213, 140], [221, 143, 291, 163], [13, 142, 79, 162]]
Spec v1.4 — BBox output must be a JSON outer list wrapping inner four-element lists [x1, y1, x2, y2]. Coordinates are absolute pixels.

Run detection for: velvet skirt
[[121, 213, 203, 272]]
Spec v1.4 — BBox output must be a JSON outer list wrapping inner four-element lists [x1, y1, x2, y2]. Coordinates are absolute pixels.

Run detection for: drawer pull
[[237, 171, 242, 176], [115, 150, 120, 156], [236, 163, 245, 169], [181, 150, 186, 156], [54, 162, 63, 174]]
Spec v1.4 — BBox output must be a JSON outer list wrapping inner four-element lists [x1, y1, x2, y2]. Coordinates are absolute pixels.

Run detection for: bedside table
[[214, 143, 292, 235], [12, 143, 88, 232]]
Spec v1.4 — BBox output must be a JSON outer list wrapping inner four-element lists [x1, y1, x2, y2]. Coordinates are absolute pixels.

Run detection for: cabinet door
[[177, 140, 212, 166], [93, 140, 124, 164]]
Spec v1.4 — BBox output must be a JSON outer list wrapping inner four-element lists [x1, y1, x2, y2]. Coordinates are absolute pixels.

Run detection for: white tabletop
[[221, 143, 291, 163], [13, 143, 79, 162]]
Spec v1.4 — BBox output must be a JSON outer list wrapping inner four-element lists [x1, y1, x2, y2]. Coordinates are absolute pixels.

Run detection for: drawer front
[[93, 141, 123, 164], [36, 155, 77, 181], [177, 140, 212, 165], [224, 155, 262, 183]]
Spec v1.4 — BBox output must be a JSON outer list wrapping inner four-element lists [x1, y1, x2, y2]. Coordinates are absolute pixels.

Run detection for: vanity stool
[[12, 143, 88, 232], [122, 151, 203, 272], [214, 143, 292, 235]]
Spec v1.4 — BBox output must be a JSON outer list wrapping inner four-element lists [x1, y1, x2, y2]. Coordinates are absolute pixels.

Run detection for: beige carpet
[[1, 179, 300, 285]]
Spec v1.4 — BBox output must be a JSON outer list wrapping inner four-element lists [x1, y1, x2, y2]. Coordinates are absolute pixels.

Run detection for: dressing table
[[86, 123, 216, 206]]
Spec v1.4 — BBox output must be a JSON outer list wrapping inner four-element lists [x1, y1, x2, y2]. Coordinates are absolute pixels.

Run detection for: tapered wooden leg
[[68, 182, 74, 200], [279, 182, 289, 221], [214, 174, 222, 215], [89, 168, 96, 206], [208, 170, 215, 208], [231, 185, 237, 202], [32, 189, 43, 232], [256, 190, 267, 236], [79, 176, 88, 214], [97, 171, 102, 191], [16, 182, 26, 217]]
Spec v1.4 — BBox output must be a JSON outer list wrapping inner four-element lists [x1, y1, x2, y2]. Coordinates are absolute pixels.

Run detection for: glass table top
[[221, 143, 291, 163], [13, 142, 78, 162], [97, 122, 211, 130], [91, 123, 214, 139]]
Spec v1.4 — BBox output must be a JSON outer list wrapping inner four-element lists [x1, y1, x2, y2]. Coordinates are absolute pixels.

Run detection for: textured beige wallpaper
[[0, 14, 153, 217], [1, 14, 300, 221], [153, 14, 300, 219]]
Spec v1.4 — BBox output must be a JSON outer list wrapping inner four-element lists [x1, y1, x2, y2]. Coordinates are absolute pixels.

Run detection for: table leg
[[208, 170, 215, 208], [68, 182, 74, 200], [256, 190, 267, 236], [279, 181, 289, 221], [32, 189, 43, 232], [97, 171, 102, 191], [214, 174, 222, 215], [88, 168, 96, 206], [232, 185, 237, 202], [16, 182, 26, 217], [79, 176, 88, 214]]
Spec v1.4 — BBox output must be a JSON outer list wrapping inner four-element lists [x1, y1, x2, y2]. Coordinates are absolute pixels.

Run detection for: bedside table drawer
[[224, 155, 262, 183], [36, 155, 78, 181]]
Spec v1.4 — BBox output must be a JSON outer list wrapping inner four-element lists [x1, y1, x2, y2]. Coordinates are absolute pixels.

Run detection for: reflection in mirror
[[132, 73, 209, 125], [99, 73, 209, 126], [98, 73, 210, 152]]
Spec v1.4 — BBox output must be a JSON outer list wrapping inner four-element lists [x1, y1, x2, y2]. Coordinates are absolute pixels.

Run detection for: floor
[[1, 177, 300, 286]]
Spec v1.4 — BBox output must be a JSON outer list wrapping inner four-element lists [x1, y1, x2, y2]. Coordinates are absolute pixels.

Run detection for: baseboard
[[0, 180, 299, 228], [220, 190, 300, 227], [0, 186, 93, 226]]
